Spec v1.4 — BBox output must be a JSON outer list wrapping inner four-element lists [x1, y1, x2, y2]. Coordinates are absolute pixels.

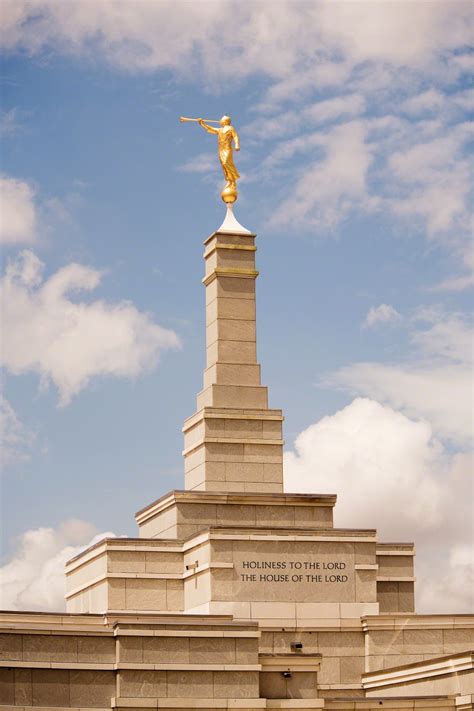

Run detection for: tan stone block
[[215, 249, 255, 271], [398, 581, 414, 613], [402, 629, 443, 654], [108, 578, 126, 609], [251, 601, 296, 619], [340, 602, 378, 617], [119, 636, 143, 663], [166, 579, 184, 610], [14, 668, 32, 705], [143, 636, 189, 664], [235, 637, 258, 664], [243, 443, 282, 463], [177, 502, 217, 524], [108, 550, 146, 574], [443, 628, 474, 653], [69, 669, 115, 706], [218, 318, 257, 344], [318, 656, 341, 684], [355, 542, 377, 565], [213, 670, 259, 698], [166, 670, 213, 697], [145, 551, 182, 574], [125, 578, 168, 610], [0, 668, 14, 704], [377, 554, 413, 577], [296, 603, 340, 621], [119, 669, 167, 698], [0, 633, 22, 661], [255, 503, 293, 526], [224, 417, 263, 438], [377, 581, 399, 613], [356, 569, 377, 602], [211, 275, 255, 300], [225, 462, 264, 482], [77, 635, 115, 663], [23, 633, 77, 662], [183, 421, 205, 449], [317, 631, 364, 657], [32, 669, 70, 706], [262, 463, 284, 483], [250, 481, 283, 492], [216, 504, 257, 525], [366, 630, 404, 656], [259, 632, 274, 654], [260, 670, 287, 699], [206, 441, 244, 462], [340, 655, 365, 683], [215, 339, 257, 364], [189, 637, 235, 664], [184, 445, 206, 472], [287, 671, 318, 699], [214, 297, 256, 321], [204, 362, 261, 387]]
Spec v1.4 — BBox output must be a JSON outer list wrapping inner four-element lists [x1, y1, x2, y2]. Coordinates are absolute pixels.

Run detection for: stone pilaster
[[183, 228, 284, 493]]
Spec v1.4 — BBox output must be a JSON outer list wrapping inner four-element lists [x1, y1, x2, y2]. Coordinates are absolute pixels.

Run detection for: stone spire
[[182, 212, 284, 493]]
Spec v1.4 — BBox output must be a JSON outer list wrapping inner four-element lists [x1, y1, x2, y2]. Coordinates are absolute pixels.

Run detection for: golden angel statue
[[180, 115, 241, 204]]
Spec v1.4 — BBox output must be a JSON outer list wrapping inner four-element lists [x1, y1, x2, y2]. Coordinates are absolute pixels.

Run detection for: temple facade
[[1, 216, 473, 709]]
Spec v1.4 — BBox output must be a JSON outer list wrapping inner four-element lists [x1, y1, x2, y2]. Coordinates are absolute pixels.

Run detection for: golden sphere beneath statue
[[221, 185, 238, 204]]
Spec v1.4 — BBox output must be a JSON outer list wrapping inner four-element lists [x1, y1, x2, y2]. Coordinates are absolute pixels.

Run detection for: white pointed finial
[[217, 205, 251, 234]]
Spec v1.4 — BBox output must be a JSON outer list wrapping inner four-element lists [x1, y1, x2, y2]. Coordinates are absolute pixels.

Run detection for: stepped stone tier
[[1, 216, 473, 710]]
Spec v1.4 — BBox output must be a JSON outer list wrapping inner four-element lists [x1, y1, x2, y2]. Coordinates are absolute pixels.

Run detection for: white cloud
[[0, 176, 37, 244], [269, 121, 374, 228], [363, 303, 401, 329], [1, 1, 471, 80], [401, 89, 445, 116], [0, 397, 35, 467], [0, 520, 115, 611], [1, 250, 181, 405], [284, 398, 473, 613], [326, 311, 473, 446]]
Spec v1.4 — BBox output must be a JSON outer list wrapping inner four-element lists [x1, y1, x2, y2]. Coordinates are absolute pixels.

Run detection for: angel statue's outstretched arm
[[198, 118, 219, 135]]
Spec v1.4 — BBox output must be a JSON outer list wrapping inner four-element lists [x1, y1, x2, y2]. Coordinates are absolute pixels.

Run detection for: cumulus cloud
[[0, 250, 181, 405], [0, 519, 115, 611], [1, 1, 471, 79], [363, 303, 401, 329], [327, 310, 473, 446], [0, 397, 35, 468], [0, 176, 37, 244], [269, 121, 374, 229], [284, 398, 473, 612]]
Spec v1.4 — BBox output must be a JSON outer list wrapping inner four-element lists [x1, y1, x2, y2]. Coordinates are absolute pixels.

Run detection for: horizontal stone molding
[[182, 437, 285, 457], [203, 268, 259, 286], [377, 576, 416, 582], [113, 699, 267, 709], [362, 650, 474, 690]]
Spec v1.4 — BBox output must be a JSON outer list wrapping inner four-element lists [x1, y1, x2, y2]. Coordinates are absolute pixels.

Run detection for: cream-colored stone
[[108, 550, 146, 574], [0, 668, 14, 705], [109, 578, 126, 609], [215, 318, 257, 344], [143, 636, 189, 664], [224, 418, 264, 439], [340, 656, 365, 683], [32, 669, 70, 706], [13, 668, 33, 705], [119, 637, 143, 664], [214, 248, 256, 271], [443, 628, 474, 653], [166, 670, 213, 697], [77, 635, 115, 663], [318, 657, 341, 684], [377, 554, 414, 578], [243, 443, 281, 463], [204, 363, 261, 388], [166, 579, 184, 610], [212, 297, 257, 321], [145, 551, 182, 574], [119, 669, 167, 698], [225, 462, 264, 482], [355, 569, 377, 602], [208, 275, 256, 301], [69, 669, 115, 706], [23, 633, 77, 662], [0, 633, 22, 661], [189, 636, 235, 664], [212, 339, 257, 364], [125, 578, 167, 610], [213, 670, 259, 698]]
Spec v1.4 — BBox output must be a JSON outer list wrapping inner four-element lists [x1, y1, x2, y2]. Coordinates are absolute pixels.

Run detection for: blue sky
[[0, 1, 472, 612]]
